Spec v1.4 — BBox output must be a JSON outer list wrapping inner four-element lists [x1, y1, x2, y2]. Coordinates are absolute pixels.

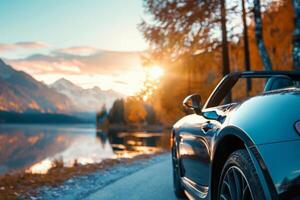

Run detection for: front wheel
[[172, 141, 185, 198], [218, 149, 265, 200]]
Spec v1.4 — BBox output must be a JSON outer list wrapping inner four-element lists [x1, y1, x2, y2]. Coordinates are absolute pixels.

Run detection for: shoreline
[[0, 152, 166, 200]]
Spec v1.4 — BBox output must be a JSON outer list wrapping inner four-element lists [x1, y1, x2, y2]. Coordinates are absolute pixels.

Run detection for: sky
[[0, 0, 150, 95]]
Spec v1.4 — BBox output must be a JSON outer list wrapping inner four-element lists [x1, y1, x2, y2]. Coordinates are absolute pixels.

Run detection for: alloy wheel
[[219, 166, 254, 200]]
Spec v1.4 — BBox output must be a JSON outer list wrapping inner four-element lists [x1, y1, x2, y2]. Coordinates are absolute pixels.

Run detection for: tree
[[250, 1, 293, 70], [292, 0, 300, 70], [253, 0, 273, 70], [96, 105, 109, 129], [139, 0, 220, 61], [139, 0, 233, 123], [124, 97, 147, 124], [242, 0, 252, 94], [139, 0, 293, 126], [220, 0, 231, 103], [96, 105, 108, 124], [108, 99, 125, 124], [145, 104, 157, 124], [221, 0, 230, 76], [139, 0, 221, 94]]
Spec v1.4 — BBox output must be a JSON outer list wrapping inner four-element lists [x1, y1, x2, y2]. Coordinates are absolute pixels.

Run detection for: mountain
[[0, 59, 76, 113], [50, 78, 123, 112], [0, 58, 123, 115]]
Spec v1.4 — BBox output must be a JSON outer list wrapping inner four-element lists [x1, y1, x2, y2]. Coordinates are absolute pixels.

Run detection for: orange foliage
[[124, 97, 147, 123], [144, 1, 295, 126], [248, 1, 294, 71]]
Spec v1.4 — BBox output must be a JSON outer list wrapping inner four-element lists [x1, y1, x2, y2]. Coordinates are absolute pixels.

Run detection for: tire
[[217, 149, 265, 200], [172, 141, 185, 198]]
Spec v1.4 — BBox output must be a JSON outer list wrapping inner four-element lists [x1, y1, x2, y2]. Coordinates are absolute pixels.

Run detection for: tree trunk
[[188, 65, 192, 94], [220, 0, 231, 103], [253, 0, 272, 71], [292, 0, 300, 71], [242, 0, 252, 95]]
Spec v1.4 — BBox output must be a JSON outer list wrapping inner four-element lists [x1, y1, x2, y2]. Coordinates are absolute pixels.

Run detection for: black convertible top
[[233, 71, 300, 79], [204, 70, 300, 109]]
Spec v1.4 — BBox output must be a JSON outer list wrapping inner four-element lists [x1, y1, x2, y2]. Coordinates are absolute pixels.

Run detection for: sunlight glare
[[27, 159, 52, 174], [147, 65, 164, 80]]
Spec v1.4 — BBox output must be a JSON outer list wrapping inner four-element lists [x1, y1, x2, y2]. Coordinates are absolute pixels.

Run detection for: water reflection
[[0, 124, 169, 175], [108, 131, 168, 156], [27, 135, 114, 174]]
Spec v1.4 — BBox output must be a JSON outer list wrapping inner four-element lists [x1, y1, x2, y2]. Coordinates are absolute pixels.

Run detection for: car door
[[178, 110, 221, 187], [177, 74, 236, 188]]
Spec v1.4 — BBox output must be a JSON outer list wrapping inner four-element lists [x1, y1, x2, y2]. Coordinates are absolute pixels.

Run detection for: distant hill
[[0, 59, 76, 113], [50, 78, 123, 112]]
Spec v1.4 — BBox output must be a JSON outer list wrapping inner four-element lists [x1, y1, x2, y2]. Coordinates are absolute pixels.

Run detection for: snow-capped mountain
[[50, 78, 123, 112], [0, 59, 76, 113], [0, 58, 123, 114]]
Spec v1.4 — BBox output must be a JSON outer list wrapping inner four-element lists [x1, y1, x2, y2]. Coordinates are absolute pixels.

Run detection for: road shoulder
[[85, 154, 178, 200], [33, 154, 172, 200]]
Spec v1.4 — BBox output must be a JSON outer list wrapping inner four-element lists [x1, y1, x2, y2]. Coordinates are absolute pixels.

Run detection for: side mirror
[[183, 94, 202, 114]]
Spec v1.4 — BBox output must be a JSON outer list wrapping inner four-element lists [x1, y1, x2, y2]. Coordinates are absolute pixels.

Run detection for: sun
[[138, 65, 164, 101], [147, 65, 164, 81]]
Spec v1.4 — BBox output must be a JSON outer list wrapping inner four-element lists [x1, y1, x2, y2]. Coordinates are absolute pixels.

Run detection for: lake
[[0, 124, 169, 175]]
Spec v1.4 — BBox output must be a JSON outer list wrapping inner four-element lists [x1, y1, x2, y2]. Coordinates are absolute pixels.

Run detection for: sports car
[[171, 71, 300, 200]]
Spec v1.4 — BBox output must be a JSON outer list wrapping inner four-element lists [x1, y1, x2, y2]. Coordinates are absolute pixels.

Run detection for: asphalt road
[[84, 156, 181, 200]]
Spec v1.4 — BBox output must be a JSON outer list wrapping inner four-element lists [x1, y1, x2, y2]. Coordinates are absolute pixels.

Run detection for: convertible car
[[172, 71, 300, 200]]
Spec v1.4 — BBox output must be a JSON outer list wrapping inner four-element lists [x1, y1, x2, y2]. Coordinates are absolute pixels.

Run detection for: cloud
[[5, 47, 143, 94], [0, 43, 17, 52], [7, 58, 82, 75], [15, 41, 48, 49], [113, 80, 128, 84], [4, 47, 145, 95], [54, 46, 99, 56], [0, 41, 48, 52], [7, 50, 142, 75]]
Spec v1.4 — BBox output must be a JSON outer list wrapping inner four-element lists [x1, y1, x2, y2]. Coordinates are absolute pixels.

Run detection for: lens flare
[[147, 65, 164, 80]]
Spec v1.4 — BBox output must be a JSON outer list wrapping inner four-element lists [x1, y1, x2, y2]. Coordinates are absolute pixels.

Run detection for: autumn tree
[[139, 0, 294, 125], [249, 1, 293, 70], [145, 104, 158, 124], [139, 0, 220, 60], [140, 0, 221, 92], [124, 97, 147, 124], [139, 0, 226, 123]]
